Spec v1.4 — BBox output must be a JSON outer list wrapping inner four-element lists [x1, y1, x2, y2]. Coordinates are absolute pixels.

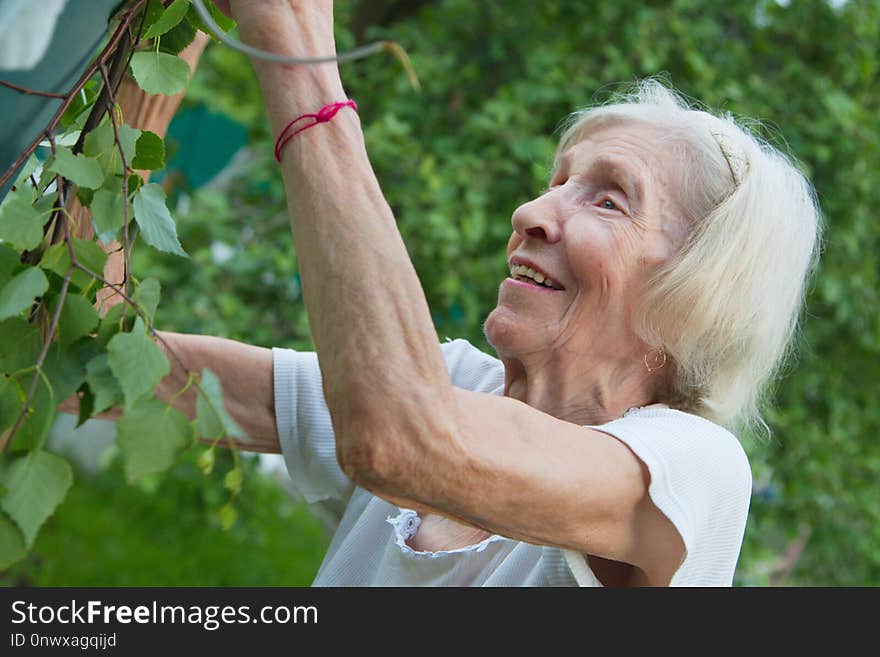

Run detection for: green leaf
[[76, 186, 95, 208], [130, 51, 191, 96], [47, 147, 105, 190], [206, 0, 235, 31], [223, 467, 242, 494], [127, 174, 143, 196], [139, 0, 165, 35], [196, 447, 215, 475], [39, 239, 108, 292], [73, 239, 109, 279], [134, 277, 161, 321], [144, 0, 191, 38], [0, 376, 24, 435], [0, 513, 26, 569], [118, 124, 142, 166], [1, 157, 39, 211], [12, 154, 40, 191], [0, 450, 73, 548], [96, 302, 130, 346], [0, 317, 41, 375], [0, 196, 44, 252], [49, 295, 99, 346], [75, 382, 95, 428], [196, 368, 247, 441], [132, 183, 188, 257], [83, 123, 139, 176], [218, 503, 237, 530], [107, 317, 170, 406], [82, 123, 114, 160], [42, 339, 100, 403], [187, 0, 236, 38], [0, 267, 48, 320], [38, 242, 66, 273], [85, 353, 124, 415], [132, 130, 166, 170], [32, 193, 56, 215], [6, 372, 54, 452], [0, 243, 22, 281], [116, 395, 193, 481], [159, 17, 198, 55], [36, 161, 56, 192], [90, 186, 127, 244], [60, 79, 98, 129]]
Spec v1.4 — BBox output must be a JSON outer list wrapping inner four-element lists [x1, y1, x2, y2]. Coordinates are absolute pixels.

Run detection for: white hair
[[555, 79, 823, 434]]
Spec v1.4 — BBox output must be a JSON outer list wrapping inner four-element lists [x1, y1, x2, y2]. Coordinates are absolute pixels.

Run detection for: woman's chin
[[483, 306, 541, 355]]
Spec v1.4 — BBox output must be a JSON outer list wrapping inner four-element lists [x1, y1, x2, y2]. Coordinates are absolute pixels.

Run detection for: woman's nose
[[511, 197, 562, 243]]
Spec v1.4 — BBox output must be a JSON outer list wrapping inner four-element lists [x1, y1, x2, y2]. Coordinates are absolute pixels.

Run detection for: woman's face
[[484, 121, 688, 361]]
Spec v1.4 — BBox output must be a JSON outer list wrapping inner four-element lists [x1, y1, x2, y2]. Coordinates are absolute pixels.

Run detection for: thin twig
[[71, 262, 189, 376], [44, 136, 67, 248], [0, 268, 72, 454], [72, 12, 140, 158], [0, 165, 72, 454], [0, 79, 67, 99], [72, 261, 241, 445], [49, 0, 143, 249], [98, 62, 132, 296]]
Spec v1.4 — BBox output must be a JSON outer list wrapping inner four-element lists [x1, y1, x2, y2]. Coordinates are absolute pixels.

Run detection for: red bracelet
[[273, 99, 358, 162]]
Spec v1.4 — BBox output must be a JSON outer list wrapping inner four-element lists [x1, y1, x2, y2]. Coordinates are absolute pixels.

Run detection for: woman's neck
[[499, 347, 664, 426]]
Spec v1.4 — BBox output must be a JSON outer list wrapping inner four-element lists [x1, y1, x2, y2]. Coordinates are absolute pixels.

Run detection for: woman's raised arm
[[230, 1, 458, 470], [59, 331, 280, 453], [153, 331, 279, 453]]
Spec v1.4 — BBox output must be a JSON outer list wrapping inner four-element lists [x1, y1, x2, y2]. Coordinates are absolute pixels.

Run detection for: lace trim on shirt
[[385, 508, 507, 559]]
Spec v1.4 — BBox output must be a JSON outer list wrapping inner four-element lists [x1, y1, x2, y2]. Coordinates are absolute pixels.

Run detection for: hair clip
[[712, 131, 748, 187]]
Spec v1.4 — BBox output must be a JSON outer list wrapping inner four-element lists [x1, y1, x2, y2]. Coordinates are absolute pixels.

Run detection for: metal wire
[[190, 0, 386, 64]]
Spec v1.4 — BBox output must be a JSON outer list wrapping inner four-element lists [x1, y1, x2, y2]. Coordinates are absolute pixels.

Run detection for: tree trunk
[[71, 33, 210, 312]]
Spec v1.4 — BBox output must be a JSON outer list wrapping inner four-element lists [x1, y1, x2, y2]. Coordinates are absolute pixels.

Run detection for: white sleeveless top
[[272, 339, 752, 586]]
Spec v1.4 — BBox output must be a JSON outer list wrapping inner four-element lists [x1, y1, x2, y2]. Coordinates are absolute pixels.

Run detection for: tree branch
[[0, 162, 73, 454], [0, 79, 66, 99], [98, 63, 132, 297], [0, 0, 148, 191]]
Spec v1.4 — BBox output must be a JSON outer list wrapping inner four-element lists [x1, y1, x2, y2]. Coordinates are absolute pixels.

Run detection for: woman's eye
[[599, 198, 619, 211]]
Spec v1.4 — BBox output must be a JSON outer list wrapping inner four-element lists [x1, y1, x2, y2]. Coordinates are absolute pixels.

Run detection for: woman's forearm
[[238, 7, 458, 465], [154, 331, 279, 452], [58, 331, 279, 452]]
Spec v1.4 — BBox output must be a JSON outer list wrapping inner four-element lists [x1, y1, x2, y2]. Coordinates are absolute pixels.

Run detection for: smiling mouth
[[508, 263, 564, 290]]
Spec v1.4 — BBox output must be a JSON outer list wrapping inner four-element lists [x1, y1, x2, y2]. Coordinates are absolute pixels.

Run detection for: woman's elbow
[[335, 413, 457, 497], [335, 424, 401, 492]]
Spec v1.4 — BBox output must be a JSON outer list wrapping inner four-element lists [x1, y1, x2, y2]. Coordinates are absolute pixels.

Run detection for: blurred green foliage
[[8, 0, 878, 586], [1, 448, 327, 586]]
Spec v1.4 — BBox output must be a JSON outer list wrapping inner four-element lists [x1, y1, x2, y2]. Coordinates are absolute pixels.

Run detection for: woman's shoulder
[[622, 404, 747, 454], [595, 406, 752, 586], [597, 405, 752, 498]]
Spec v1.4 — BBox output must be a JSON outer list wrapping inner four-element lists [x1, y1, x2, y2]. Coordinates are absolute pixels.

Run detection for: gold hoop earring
[[644, 348, 667, 373]]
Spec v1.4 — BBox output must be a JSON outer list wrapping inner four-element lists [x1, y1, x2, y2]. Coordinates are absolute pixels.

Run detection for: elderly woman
[[155, 0, 821, 586]]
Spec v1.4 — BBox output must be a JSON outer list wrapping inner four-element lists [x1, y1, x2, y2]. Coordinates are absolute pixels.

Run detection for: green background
[[3, 0, 878, 586]]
